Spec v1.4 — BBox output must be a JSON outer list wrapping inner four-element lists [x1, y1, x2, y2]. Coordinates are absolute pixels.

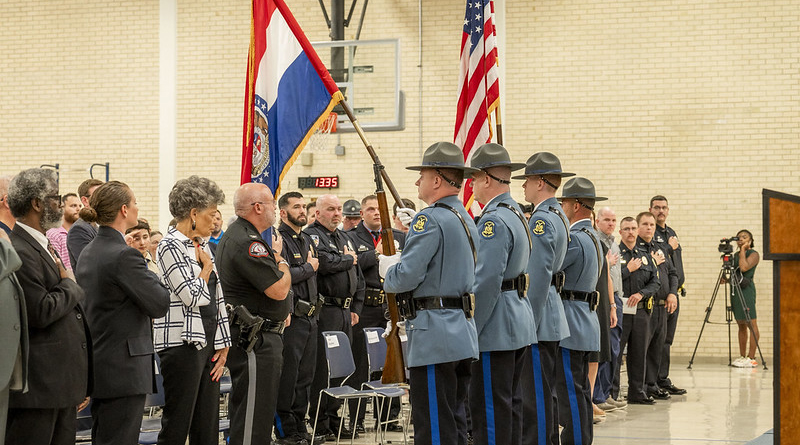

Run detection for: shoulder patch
[[249, 241, 270, 258], [310, 234, 319, 247], [480, 220, 496, 239], [412, 214, 428, 233], [532, 219, 547, 236]]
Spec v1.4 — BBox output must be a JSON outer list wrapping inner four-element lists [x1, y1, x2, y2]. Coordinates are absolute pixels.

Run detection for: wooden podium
[[763, 189, 800, 444]]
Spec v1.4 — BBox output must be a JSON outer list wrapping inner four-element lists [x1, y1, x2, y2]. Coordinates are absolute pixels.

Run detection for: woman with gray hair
[[153, 176, 232, 445]]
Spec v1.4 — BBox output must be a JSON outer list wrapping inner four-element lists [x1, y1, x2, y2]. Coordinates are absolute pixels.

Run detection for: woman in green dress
[[731, 229, 760, 367]]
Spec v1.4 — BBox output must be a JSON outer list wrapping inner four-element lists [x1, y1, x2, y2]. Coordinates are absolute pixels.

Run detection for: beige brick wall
[[2, 0, 798, 359]]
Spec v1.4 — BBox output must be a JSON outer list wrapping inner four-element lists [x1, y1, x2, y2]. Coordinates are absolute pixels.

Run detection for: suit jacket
[[75, 226, 170, 398], [67, 218, 97, 269], [0, 239, 28, 391], [9, 224, 90, 408], [347, 221, 406, 290]]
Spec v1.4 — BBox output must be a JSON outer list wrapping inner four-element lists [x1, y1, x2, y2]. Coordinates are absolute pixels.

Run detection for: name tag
[[358, 245, 369, 252], [325, 334, 340, 349], [366, 330, 380, 344], [293, 253, 301, 259]]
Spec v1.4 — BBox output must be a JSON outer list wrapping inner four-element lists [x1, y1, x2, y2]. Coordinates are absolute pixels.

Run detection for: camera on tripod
[[718, 236, 739, 254]]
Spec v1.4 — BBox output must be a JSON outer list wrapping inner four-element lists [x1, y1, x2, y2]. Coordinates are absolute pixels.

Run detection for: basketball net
[[308, 112, 338, 152]]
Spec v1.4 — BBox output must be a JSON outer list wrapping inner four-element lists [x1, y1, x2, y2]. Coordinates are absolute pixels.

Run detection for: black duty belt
[[364, 288, 385, 306], [501, 274, 529, 298], [551, 271, 565, 293], [396, 293, 474, 320], [560, 289, 600, 311], [655, 299, 667, 307], [293, 298, 324, 318], [322, 295, 351, 309], [635, 296, 654, 312], [261, 319, 286, 335]]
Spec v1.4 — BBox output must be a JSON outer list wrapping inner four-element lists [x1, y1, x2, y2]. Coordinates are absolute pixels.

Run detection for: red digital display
[[298, 176, 339, 189]]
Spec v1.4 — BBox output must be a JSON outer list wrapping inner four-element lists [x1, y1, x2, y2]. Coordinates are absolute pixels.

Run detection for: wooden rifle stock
[[376, 190, 407, 384]]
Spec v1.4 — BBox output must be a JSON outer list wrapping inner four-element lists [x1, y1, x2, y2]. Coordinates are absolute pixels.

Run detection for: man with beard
[[304, 194, 364, 440], [67, 178, 104, 267], [274, 191, 322, 445], [6, 168, 91, 445], [46, 193, 81, 271]]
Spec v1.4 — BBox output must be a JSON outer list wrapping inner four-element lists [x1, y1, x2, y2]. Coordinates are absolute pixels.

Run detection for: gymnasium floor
[[340, 360, 773, 445]]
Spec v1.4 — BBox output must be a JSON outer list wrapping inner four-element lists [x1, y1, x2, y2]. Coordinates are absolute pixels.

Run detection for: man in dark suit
[[346, 194, 406, 433], [6, 168, 91, 445], [0, 230, 27, 443], [67, 178, 103, 267], [74, 181, 171, 445]]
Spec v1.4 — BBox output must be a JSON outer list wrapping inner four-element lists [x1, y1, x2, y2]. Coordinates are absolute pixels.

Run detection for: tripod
[[688, 253, 767, 370]]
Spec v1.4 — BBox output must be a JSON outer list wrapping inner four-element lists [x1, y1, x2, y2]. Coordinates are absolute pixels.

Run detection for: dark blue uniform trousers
[[469, 348, 526, 445], [658, 297, 679, 387], [594, 293, 623, 404], [274, 314, 317, 439], [615, 310, 651, 402], [555, 348, 592, 445], [518, 342, 558, 445], [409, 359, 472, 445], [645, 305, 668, 393]]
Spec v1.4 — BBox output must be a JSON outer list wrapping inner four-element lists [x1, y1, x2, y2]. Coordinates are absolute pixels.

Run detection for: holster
[[551, 271, 566, 293], [227, 304, 265, 353], [501, 273, 529, 299], [396, 292, 416, 320], [462, 292, 475, 319], [294, 298, 322, 317]]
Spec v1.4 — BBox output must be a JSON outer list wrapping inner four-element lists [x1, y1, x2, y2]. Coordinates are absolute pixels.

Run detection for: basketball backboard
[[311, 38, 405, 132]]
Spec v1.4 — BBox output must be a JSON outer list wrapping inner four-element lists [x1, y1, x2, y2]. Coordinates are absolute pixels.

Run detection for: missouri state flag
[[241, 0, 343, 192]]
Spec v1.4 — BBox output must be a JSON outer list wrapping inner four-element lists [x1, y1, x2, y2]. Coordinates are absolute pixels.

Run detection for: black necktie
[[371, 230, 380, 242]]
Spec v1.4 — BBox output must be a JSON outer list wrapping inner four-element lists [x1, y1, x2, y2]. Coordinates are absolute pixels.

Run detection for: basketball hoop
[[308, 112, 338, 152]]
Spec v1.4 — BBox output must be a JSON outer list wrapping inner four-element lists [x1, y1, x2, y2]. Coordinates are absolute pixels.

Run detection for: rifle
[[339, 99, 406, 384], [372, 165, 407, 384]]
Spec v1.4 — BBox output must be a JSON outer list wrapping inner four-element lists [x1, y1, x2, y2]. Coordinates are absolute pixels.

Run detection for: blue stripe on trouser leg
[[561, 348, 582, 445], [427, 364, 441, 445], [481, 352, 496, 445], [274, 413, 285, 438], [530, 345, 546, 445]]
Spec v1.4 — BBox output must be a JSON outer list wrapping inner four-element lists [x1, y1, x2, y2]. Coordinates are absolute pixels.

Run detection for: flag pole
[[494, 106, 503, 145], [337, 100, 404, 207]]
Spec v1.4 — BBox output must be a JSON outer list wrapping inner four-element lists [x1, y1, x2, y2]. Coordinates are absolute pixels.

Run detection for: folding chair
[[362, 327, 409, 445], [139, 356, 165, 444], [75, 400, 92, 444], [313, 331, 405, 445]]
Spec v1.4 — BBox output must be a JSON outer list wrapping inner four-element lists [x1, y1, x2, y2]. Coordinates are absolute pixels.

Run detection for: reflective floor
[[340, 360, 773, 445]]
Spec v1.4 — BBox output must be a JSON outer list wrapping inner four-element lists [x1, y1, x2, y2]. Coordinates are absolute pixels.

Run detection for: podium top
[[762, 189, 800, 260]]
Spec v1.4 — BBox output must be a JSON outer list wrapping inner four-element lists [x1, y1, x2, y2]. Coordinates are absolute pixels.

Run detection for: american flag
[[454, 0, 500, 214]]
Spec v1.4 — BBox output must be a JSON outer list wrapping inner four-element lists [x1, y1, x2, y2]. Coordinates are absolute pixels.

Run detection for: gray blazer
[[0, 239, 27, 392]]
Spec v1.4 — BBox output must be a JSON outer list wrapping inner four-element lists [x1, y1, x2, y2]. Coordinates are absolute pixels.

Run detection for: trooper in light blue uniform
[[466, 143, 535, 445], [556, 177, 605, 445], [382, 141, 479, 445], [511, 152, 574, 445]]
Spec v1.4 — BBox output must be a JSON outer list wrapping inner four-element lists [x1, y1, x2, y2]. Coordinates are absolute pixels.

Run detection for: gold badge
[[533, 219, 546, 236], [412, 215, 428, 233], [481, 221, 496, 239]]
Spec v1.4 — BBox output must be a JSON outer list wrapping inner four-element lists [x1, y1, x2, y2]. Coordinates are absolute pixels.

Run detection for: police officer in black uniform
[[216, 182, 293, 445], [614, 216, 660, 405], [649, 195, 687, 395], [304, 194, 365, 439], [346, 194, 406, 433], [274, 191, 321, 445], [635, 211, 678, 401]]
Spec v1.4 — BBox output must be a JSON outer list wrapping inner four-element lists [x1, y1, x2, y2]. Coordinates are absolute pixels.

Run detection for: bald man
[[304, 194, 365, 440], [216, 182, 293, 445]]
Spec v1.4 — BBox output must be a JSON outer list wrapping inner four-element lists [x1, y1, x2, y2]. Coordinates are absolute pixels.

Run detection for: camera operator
[[728, 230, 760, 368]]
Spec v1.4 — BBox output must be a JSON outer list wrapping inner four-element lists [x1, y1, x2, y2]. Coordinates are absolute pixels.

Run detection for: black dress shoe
[[385, 423, 403, 432], [662, 384, 687, 395], [647, 388, 671, 400], [353, 423, 366, 435], [628, 396, 656, 405]]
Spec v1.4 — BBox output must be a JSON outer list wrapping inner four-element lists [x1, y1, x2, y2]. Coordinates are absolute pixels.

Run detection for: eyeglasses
[[250, 201, 265, 206], [44, 194, 62, 203]]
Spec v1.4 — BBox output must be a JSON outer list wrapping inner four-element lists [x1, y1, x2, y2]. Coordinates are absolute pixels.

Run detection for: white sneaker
[[745, 358, 758, 368], [732, 356, 748, 367]]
